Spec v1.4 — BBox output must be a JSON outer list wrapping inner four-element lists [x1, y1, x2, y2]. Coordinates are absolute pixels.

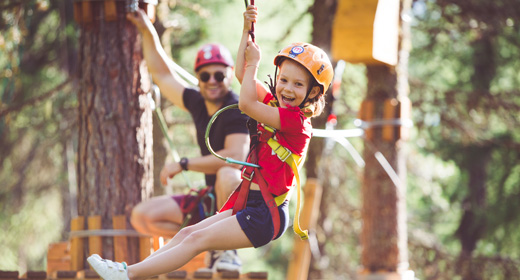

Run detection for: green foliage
[[0, 0, 76, 271], [408, 0, 520, 278], [2, 0, 520, 278]]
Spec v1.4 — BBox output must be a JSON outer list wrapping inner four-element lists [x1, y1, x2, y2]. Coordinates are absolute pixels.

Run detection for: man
[[127, 11, 249, 271]]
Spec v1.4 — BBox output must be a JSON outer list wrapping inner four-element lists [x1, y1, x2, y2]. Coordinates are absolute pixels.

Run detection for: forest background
[[1, 0, 519, 279]]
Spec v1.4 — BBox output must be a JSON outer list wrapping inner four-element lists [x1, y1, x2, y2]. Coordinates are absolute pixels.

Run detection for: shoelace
[[103, 259, 127, 271]]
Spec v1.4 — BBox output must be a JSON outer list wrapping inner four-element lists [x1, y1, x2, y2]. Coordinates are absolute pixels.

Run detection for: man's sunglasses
[[199, 71, 226, 83]]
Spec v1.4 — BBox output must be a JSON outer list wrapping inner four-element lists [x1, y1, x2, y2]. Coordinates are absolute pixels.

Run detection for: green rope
[[149, 92, 193, 189], [205, 104, 260, 168]]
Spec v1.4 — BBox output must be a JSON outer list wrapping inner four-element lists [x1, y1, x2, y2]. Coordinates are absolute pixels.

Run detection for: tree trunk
[[306, 1, 337, 279], [455, 146, 490, 280], [361, 65, 401, 271], [455, 29, 495, 280], [76, 3, 153, 267], [360, 0, 412, 274]]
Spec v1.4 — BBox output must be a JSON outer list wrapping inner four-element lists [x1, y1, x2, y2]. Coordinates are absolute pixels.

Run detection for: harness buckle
[[274, 145, 292, 162], [241, 168, 255, 181], [266, 199, 277, 208]]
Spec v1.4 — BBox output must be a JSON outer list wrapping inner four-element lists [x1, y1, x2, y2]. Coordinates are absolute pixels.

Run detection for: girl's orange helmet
[[274, 42, 334, 93]]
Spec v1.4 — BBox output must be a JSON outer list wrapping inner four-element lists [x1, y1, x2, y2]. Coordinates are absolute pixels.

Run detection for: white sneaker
[[209, 250, 242, 272], [87, 254, 130, 280]]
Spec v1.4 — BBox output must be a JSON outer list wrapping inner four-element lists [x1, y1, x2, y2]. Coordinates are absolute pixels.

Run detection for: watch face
[[180, 157, 188, 171]]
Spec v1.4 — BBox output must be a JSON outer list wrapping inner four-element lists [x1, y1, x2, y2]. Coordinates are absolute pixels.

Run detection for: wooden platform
[[44, 240, 268, 279], [0, 270, 268, 280]]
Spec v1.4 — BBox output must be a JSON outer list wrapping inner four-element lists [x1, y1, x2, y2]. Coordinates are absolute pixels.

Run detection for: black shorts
[[236, 190, 289, 248]]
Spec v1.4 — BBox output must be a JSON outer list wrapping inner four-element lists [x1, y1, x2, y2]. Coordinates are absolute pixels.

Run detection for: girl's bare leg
[[146, 209, 233, 258], [128, 211, 252, 280]]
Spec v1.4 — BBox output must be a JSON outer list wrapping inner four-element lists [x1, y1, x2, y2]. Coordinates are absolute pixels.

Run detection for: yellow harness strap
[[264, 126, 309, 240]]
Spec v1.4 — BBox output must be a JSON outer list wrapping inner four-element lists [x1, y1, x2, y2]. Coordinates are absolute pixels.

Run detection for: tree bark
[[361, 65, 402, 271], [360, 0, 412, 273], [307, 1, 337, 279], [76, 3, 153, 267]]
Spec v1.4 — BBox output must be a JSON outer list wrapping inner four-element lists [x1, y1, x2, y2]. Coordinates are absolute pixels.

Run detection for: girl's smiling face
[[275, 59, 318, 108]]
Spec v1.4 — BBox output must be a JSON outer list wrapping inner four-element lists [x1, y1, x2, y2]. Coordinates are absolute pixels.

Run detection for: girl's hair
[[304, 74, 326, 118]]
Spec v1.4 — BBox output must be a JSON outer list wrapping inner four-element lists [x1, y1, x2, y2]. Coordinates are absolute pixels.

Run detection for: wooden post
[[104, 0, 118, 22], [88, 216, 102, 257], [46, 242, 71, 275], [153, 236, 161, 252], [112, 215, 129, 263], [139, 237, 152, 261], [286, 179, 323, 280], [383, 98, 398, 141], [359, 99, 375, 140], [81, 1, 92, 24], [70, 216, 85, 271]]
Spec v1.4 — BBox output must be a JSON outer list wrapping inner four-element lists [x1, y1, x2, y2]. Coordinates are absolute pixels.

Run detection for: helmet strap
[[299, 79, 319, 108]]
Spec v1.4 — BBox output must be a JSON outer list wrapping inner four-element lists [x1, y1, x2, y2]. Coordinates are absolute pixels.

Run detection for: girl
[[87, 5, 333, 280]]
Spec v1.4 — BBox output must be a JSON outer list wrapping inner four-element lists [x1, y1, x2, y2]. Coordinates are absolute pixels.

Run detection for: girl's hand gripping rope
[[236, 4, 259, 83], [244, 4, 257, 42]]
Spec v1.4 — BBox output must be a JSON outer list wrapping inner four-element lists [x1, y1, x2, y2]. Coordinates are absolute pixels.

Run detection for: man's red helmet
[[194, 43, 234, 72]]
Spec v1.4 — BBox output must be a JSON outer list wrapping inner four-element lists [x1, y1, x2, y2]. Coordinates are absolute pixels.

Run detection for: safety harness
[[179, 186, 216, 229], [215, 102, 310, 241], [235, 122, 309, 240]]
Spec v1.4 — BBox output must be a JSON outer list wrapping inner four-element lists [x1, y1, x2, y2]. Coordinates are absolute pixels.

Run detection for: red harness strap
[[231, 126, 283, 240], [232, 166, 282, 241]]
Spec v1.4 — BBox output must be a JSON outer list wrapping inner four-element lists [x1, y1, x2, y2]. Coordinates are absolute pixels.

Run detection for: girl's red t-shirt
[[251, 94, 313, 196]]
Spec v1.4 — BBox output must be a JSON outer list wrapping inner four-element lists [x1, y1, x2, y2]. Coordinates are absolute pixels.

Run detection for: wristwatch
[[179, 157, 189, 171]]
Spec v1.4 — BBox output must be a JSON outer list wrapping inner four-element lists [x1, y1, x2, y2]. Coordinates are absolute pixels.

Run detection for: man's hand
[[160, 162, 183, 186], [126, 9, 151, 34]]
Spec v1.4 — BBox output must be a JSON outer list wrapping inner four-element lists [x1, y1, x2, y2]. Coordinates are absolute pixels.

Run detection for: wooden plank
[[24, 271, 46, 280], [219, 271, 240, 279], [246, 272, 268, 279], [70, 216, 85, 271], [77, 270, 100, 280], [88, 216, 102, 257], [192, 271, 212, 279], [46, 242, 70, 276], [332, 0, 378, 64], [73, 1, 82, 24], [359, 100, 375, 140], [104, 0, 117, 22], [81, 1, 92, 24], [152, 236, 160, 252], [332, 0, 399, 65], [383, 99, 398, 141], [112, 215, 128, 263], [139, 237, 152, 261], [166, 271, 187, 279], [56, 270, 77, 280], [0, 271, 19, 280]]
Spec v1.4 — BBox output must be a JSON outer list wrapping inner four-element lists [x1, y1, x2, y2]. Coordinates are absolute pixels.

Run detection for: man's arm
[[159, 133, 249, 185], [187, 133, 250, 174], [127, 10, 188, 111]]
